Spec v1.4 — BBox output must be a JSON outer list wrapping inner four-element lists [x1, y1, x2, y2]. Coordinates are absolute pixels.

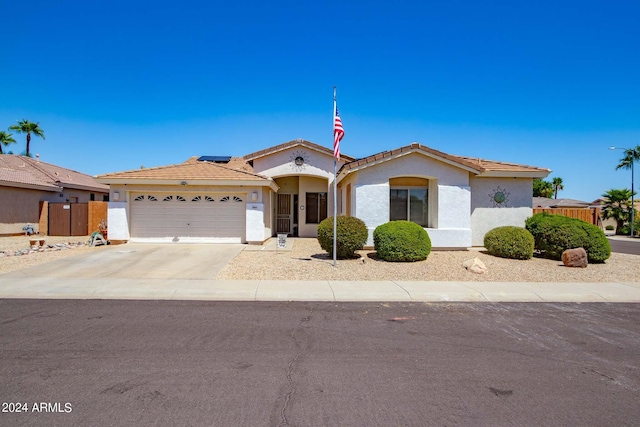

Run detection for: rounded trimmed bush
[[525, 213, 611, 263], [317, 216, 368, 259], [373, 220, 431, 262], [483, 226, 534, 260]]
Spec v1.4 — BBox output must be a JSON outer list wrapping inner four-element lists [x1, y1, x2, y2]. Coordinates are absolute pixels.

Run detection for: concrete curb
[[1, 278, 639, 303]]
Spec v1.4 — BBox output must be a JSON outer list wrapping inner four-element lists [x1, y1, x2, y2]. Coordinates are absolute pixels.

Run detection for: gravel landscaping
[[215, 238, 640, 282], [0, 235, 100, 274], [2, 235, 639, 282]]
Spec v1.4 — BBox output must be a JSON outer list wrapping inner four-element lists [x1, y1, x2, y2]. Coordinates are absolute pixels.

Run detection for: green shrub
[[617, 217, 640, 236], [605, 225, 614, 231], [373, 221, 431, 262], [483, 226, 534, 260], [317, 216, 368, 259], [525, 213, 611, 263]]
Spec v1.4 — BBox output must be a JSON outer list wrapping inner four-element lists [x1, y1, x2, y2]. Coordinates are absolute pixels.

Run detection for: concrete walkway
[[1, 277, 639, 302]]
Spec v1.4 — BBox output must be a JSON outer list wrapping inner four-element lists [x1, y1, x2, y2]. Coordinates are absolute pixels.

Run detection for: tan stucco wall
[[0, 186, 105, 234], [251, 146, 345, 180], [299, 176, 331, 237]]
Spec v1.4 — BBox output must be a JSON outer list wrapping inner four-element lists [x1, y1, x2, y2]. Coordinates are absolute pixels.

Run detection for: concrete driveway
[[0, 243, 245, 280]]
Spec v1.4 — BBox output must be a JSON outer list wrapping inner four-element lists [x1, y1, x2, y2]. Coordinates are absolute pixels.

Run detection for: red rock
[[562, 248, 588, 268]]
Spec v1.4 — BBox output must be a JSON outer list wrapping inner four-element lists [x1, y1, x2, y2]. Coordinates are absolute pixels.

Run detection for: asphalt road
[[1, 300, 639, 426], [608, 237, 640, 255]]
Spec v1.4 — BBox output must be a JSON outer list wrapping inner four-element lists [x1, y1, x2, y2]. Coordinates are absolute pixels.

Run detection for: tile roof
[[533, 197, 592, 208], [0, 155, 108, 192], [339, 143, 550, 176], [453, 156, 551, 174], [243, 139, 356, 162], [97, 157, 270, 182]]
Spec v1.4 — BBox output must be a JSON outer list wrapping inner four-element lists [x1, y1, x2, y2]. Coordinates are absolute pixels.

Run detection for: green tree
[[614, 146, 640, 236], [533, 178, 553, 198], [615, 146, 640, 171], [551, 177, 564, 199], [600, 188, 636, 235], [0, 131, 16, 154], [9, 119, 45, 157]]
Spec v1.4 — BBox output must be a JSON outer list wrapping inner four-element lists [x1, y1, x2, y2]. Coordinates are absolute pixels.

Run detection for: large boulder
[[562, 247, 588, 268], [463, 257, 487, 274]]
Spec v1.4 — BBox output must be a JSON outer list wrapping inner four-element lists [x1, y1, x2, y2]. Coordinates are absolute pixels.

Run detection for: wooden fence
[[532, 208, 601, 226], [39, 201, 108, 236]]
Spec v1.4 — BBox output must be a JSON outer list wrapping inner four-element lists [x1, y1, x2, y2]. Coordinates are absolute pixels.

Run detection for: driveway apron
[[0, 244, 244, 280]]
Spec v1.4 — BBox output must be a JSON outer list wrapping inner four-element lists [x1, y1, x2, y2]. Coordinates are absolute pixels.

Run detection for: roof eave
[[244, 140, 355, 162], [96, 178, 279, 191], [57, 182, 110, 192], [0, 180, 61, 192], [476, 170, 551, 178]]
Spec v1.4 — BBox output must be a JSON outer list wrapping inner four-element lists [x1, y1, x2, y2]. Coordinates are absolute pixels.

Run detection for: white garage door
[[130, 193, 246, 243]]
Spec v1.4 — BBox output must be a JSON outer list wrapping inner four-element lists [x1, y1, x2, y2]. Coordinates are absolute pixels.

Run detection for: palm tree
[[533, 178, 553, 198], [552, 177, 564, 199], [615, 145, 640, 236], [615, 146, 640, 171], [0, 131, 16, 154], [600, 188, 635, 235], [8, 119, 45, 157]]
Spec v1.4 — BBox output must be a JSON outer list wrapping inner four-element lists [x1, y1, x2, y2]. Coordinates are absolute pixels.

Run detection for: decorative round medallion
[[489, 186, 510, 207], [289, 150, 309, 171]]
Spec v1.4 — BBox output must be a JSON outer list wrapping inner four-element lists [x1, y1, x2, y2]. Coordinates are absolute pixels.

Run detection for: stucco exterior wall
[[107, 201, 130, 240], [299, 176, 331, 237], [246, 203, 266, 243], [252, 146, 343, 180], [346, 153, 473, 248], [338, 173, 357, 216], [470, 177, 533, 246], [0, 186, 106, 235], [262, 188, 273, 238], [353, 153, 470, 186]]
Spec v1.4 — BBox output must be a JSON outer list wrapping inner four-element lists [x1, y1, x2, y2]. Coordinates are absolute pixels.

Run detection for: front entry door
[[276, 194, 292, 234]]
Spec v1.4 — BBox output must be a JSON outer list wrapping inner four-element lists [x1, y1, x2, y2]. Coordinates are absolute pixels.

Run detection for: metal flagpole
[[333, 86, 337, 267]]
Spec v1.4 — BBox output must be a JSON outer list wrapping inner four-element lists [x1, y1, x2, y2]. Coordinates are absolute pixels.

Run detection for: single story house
[[96, 139, 550, 248], [533, 197, 592, 208], [0, 154, 109, 235]]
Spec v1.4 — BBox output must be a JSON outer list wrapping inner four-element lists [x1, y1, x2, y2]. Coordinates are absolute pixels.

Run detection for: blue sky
[[2, 0, 639, 202]]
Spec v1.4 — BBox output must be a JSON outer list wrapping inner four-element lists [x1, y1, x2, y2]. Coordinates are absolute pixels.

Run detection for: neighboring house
[[97, 139, 550, 248], [533, 197, 592, 208], [0, 155, 109, 235]]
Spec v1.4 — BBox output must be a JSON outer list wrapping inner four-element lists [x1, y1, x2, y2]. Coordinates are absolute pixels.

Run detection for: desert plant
[[0, 131, 16, 154], [618, 216, 640, 237], [373, 220, 431, 262], [317, 216, 368, 259], [600, 188, 635, 235], [483, 226, 534, 260], [9, 119, 45, 157], [525, 213, 611, 263]]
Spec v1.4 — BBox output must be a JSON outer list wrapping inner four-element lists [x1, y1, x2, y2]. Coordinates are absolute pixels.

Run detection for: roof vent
[[198, 156, 231, 164]]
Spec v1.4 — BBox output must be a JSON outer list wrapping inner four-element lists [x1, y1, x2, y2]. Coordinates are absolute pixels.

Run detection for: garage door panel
[[131, 194, 246, 242]]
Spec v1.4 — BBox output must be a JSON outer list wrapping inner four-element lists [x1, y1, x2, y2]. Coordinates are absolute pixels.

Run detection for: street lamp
[[610, 146, 635, 237]]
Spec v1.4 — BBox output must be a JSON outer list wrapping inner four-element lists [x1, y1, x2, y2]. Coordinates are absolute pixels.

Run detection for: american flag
[[333, 107, 344, 160]]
